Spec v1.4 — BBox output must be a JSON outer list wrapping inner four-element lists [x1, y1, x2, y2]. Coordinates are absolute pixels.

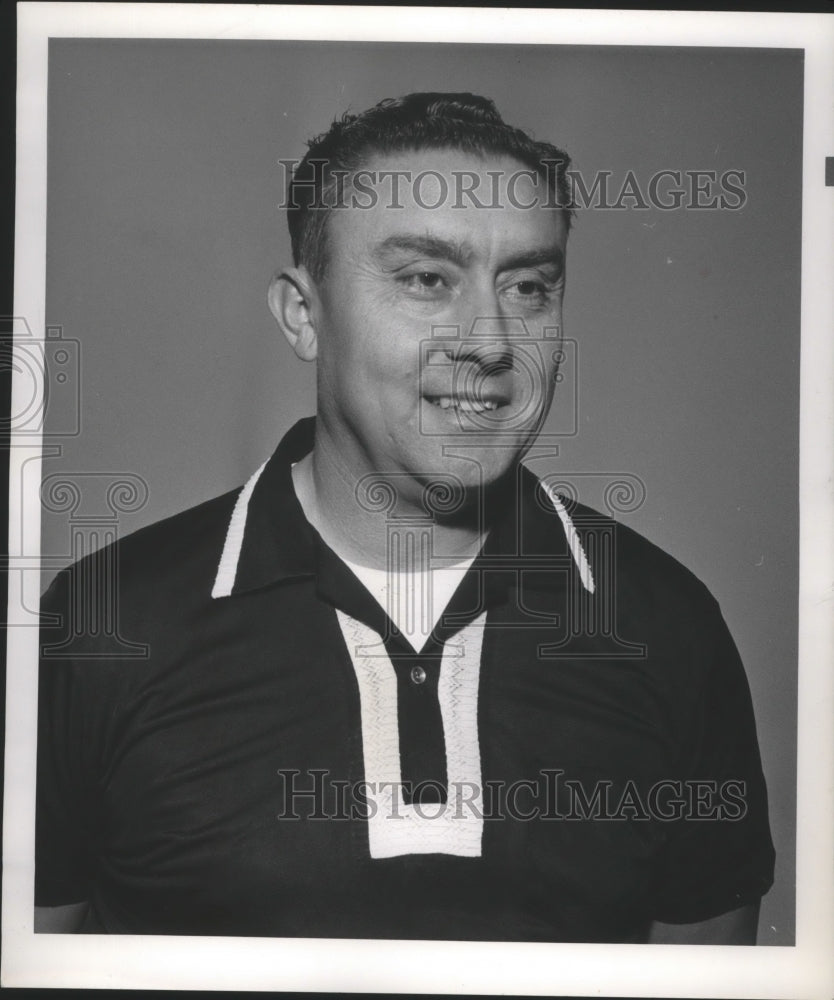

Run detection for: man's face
[[310, 148, 568, 507]]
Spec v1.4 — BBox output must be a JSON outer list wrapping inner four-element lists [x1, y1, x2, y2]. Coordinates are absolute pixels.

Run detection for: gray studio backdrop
[[42, 39, 801, 944]]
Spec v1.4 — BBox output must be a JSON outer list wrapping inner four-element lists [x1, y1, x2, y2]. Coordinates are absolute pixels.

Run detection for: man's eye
[[503, 278, 555, 307], [400, 271, 448, 295], [514, 280, 546, 296]]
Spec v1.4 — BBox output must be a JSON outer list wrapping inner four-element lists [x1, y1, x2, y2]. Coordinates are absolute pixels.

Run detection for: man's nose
[[423, 328, 509, 375], [424, 280, 537, 368], [444, 314, 523, 370]]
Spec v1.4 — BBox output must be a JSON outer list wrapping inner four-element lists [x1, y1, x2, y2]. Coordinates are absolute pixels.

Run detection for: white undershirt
[[343, 554, 479, 652], [291, 461, 482, 652]]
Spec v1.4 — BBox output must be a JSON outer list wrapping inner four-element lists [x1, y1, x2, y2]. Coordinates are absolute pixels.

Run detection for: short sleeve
[[648, 603, 776, 924], [35, 568, 98, 906]]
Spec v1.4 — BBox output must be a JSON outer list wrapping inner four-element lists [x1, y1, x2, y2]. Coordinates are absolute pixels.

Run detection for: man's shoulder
[[42, 483, 243, 610], [124, 484, 240, 556], [520, 467, 720, 616], [579, 500, 712, 595]]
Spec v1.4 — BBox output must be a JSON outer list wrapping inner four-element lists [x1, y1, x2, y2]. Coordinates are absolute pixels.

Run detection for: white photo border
[[4, 4, 833, 996]]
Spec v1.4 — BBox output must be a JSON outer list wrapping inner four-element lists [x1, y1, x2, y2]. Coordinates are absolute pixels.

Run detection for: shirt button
[[410, 665, 427, 685]]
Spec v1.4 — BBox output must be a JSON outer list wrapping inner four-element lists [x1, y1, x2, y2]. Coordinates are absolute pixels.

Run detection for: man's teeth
[[429, 396, 499, 412]]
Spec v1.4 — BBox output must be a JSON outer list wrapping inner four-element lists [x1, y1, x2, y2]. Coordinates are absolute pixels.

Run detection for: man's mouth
[[423, 394, 502, 413]]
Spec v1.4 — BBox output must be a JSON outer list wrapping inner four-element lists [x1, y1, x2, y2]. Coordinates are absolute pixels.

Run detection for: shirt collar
[[211, 416, 594, 599], [211, 417, 318, 598]]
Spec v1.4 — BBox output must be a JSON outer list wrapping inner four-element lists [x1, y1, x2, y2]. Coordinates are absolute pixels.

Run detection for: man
[[35, 92, 774, 942]]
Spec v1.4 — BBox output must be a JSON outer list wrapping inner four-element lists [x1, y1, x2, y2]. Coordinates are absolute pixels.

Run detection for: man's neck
[[291, 441, 487, 572]]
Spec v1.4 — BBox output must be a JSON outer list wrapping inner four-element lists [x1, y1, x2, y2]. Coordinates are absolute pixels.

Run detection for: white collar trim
[[211, 459, 268, 599], [540, 480, 596, 594]]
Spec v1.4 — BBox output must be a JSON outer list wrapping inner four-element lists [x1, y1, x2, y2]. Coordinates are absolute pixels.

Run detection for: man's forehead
[[327, 147, 568, 258]]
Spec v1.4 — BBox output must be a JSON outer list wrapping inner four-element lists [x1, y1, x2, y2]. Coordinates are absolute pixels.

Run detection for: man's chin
[[420, 435, 533, 482], [353, 437, 529, 519], [412, 456, 520, 519]]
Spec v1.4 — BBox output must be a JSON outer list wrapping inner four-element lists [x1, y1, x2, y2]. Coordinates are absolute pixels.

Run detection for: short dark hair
[[286, 92, 574, 282]]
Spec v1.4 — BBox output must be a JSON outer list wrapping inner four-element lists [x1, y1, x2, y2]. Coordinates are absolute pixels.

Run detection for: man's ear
[[268, 267, 319, 362]]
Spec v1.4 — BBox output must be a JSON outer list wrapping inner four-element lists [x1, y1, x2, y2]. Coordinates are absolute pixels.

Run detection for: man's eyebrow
[[373, 235, 564, 275], [499, 247, 565, 273], [372, 234, 473, 267]]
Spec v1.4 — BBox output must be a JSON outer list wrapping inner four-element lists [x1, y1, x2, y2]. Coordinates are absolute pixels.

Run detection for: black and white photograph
[[3, 4, 832, 995]]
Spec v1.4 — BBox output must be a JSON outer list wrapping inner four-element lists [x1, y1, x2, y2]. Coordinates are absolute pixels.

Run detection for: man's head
[[269, 92, 573, 511], [286, 92, 573, 284]]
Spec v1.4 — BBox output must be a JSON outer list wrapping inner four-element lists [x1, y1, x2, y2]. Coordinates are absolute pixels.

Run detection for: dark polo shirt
[[36, 417, 774, 940]]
